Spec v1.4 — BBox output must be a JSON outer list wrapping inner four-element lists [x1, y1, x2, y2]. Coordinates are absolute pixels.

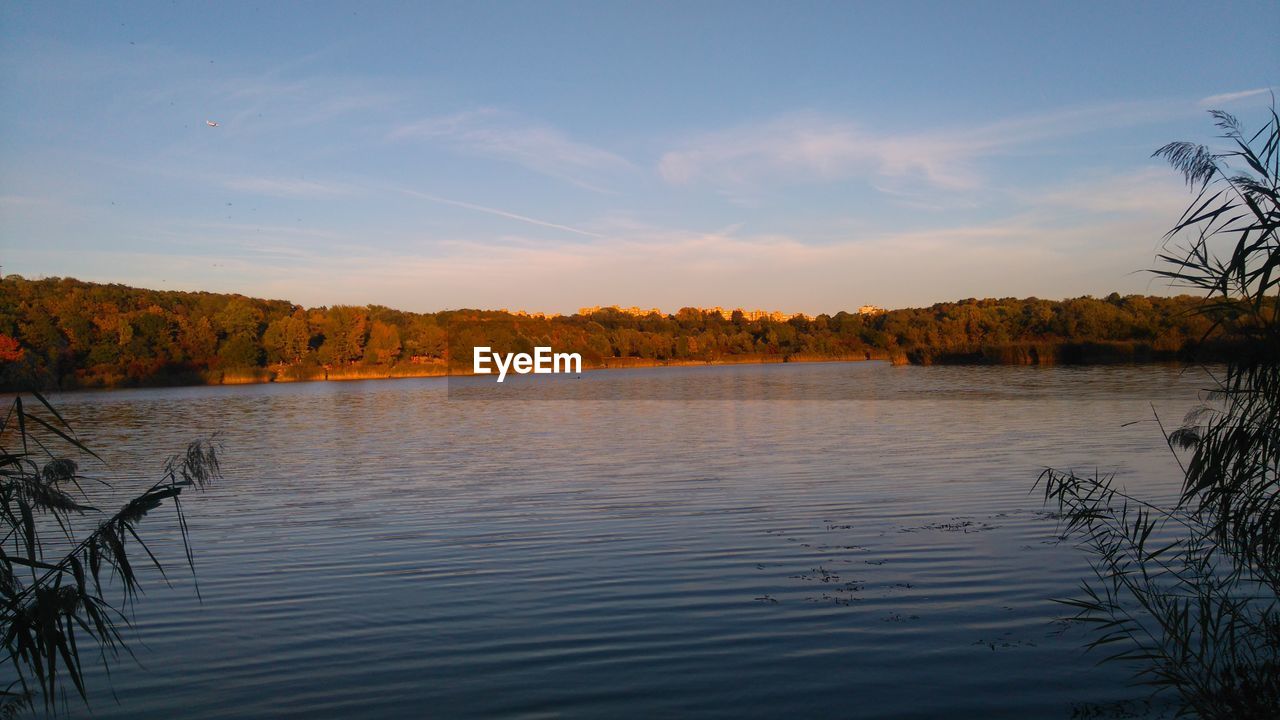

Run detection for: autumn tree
[[316, 306, 368, 365], [403, 318, 447, 360], [178, 315, 218, 365], [364, 321, 402, 365], [213, 298, 263, 340], [217, 334, 262, 369], [0, 335, 22, 363], [263, 309, 312, 364]]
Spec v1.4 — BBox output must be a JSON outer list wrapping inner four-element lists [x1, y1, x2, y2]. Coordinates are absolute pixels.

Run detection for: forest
[[0, 275, 1242, 390]]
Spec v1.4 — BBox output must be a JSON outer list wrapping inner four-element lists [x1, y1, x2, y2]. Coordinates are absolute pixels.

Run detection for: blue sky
[[1, 1, 1276, 314]]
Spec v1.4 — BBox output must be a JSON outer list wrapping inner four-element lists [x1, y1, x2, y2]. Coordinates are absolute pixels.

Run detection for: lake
[[42, 361, 1207, 718]]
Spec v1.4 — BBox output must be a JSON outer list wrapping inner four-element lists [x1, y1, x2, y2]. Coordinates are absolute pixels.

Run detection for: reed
[[1043, 108, 1280, 717], [0, 390, 221, 713]]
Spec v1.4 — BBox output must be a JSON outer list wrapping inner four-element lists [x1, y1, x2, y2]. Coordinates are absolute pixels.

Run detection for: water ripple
[[34, 362, 1207, 718]]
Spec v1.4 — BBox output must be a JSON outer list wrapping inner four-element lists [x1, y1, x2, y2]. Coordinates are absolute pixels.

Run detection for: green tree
[[213, 298, 263, 340], [317, 306, 368, 365], [0, 271, 1250, 390], [263, 309, 311, 364], [178, 316, 218, 367], [126, 311, 177, 364], [217, 334, 262, 369]]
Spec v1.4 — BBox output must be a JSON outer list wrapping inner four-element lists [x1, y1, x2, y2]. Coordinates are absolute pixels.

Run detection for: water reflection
[[39, 362, 1206, 718]]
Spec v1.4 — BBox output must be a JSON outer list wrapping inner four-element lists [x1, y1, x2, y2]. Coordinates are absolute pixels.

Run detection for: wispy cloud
[[270, 212, 1172, 313], [210, 76, 397, 135], [390, 109, 632, 192], [6, 161, 1184, 314], [1032, 167, 1188, 216], [659, 101, 1180, 195], [1199, 88, 1273, 108], [659, 113, 1002, 193]]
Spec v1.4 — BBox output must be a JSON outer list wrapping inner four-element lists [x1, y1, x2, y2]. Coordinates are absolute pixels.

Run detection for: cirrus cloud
[[390, 109, 633, 193], [658, 100, 1184, 196]]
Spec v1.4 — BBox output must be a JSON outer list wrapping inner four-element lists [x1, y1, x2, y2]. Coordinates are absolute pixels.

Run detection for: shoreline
[[26, 347, 1206, 394], [48, 353, 882, 393]]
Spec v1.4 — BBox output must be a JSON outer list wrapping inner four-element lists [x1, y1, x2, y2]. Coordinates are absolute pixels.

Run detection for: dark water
[[39, 362, 1209, 718]]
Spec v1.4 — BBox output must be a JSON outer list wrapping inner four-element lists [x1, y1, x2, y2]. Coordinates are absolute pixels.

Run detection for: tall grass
[[0, 391, 221, 714], [1043, 108, 1280, 717]]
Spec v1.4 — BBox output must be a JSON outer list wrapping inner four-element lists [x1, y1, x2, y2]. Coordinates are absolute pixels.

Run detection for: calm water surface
[[42, 362, 1210, 718]]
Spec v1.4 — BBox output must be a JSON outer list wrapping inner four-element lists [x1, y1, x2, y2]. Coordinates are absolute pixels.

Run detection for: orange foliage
[[0, 334, 24, 363]]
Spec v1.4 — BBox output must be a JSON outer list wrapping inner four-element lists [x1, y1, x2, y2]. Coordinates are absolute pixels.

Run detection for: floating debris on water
[[900, 518, 999, 533]]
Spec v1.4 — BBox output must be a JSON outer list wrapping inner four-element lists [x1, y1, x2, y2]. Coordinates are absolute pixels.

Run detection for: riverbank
[[52, 354, 877, 391], [24, 339, 1227, 393]]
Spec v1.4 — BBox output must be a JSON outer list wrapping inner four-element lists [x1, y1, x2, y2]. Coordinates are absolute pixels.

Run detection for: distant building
[[501, 309, 561, 319], [578, 305, 813, 322], [578, 305, 663, 317], [857, 305, 886, 316], [738, 309, 792, 322]]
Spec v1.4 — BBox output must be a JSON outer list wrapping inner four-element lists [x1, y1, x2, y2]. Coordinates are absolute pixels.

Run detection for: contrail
[[395, 187, 605, 239]]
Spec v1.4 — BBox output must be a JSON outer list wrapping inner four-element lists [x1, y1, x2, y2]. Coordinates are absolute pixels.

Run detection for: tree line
[[0, 275, 1241, 390]]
